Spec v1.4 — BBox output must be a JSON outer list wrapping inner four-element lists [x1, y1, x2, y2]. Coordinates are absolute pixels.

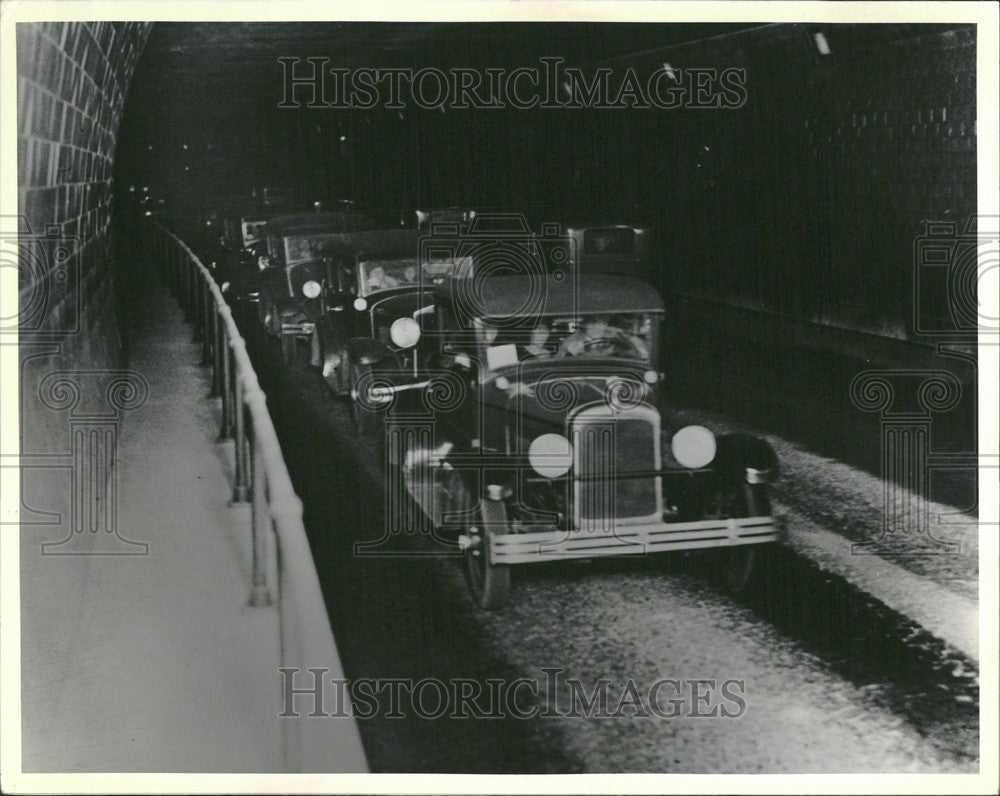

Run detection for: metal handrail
[[147, 219, 368, 774]]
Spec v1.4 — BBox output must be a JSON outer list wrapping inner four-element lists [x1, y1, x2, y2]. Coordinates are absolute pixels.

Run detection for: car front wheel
[[717, 483, 770, 594], [461, 490, 512, 610], [309, 327, 321, 370], [349, 361, 380, 436], [280, 333, 297, 363]]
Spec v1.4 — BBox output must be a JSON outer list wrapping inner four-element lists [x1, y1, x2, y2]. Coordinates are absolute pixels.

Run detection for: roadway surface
[[243, 317, 978, 774]]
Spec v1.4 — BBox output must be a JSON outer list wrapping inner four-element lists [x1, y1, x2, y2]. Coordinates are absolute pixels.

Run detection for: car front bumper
[[486, 515, 781, 565], [281, 321, 315, 337]]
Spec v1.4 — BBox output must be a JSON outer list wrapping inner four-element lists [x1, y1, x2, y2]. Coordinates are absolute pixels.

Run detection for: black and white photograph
[[1, 1, 997, 792]]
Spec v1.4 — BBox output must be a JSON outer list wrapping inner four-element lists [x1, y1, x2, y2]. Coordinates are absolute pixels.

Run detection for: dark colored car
[[364, 272, 780, 609], [308, 229, 474, 421], [561, 224, 650, 279], [414, 207, 477, 230], [256, 211, 380, 360]]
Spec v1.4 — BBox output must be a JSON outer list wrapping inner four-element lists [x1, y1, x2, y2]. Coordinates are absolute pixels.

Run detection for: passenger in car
[[367, 265, 399, 290], [558, 314, 647, 358], [521, 321, 552, 359]]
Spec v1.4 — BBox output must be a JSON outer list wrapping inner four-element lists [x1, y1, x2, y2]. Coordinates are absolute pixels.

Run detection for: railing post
[[201, 282, 213, 367], [219, 325, 233, 441], [184, 258, 195, 322], [249, 430, 273, 607], [211, 307, 223, 398], [193, 272, 204, 343], [232, 370, 250, 503], [172, 241, 181, 295]]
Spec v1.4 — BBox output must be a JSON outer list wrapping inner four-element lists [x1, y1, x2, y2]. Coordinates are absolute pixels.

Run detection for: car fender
[[316, 315, 349, 374], [712, 433, 779, 484], [347, 336, 396, 367], [316, 313, 349, 351]]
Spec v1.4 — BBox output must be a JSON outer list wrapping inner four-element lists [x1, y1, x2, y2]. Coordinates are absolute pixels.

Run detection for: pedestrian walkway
[[20, 276, 291, 772]]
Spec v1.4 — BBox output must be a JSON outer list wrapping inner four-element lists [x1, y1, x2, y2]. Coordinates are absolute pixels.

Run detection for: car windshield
[[284, 233, 339, 266], [359, 256, 472, 296], [475, 312, 655, 369]]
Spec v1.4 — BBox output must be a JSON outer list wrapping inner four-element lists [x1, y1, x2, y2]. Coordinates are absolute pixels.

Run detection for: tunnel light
[[814, 32, 831, 55], [142, 186, 149, 192], [129, 185, 135, 192], [182, 144, 188, 150], [339, 134, 347, 142]]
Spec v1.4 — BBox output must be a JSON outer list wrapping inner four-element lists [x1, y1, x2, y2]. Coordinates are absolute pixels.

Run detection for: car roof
[[352, 229, 422, 260], [221, 206, 292, 222], [265, 211, 376, 236], [436, 273, 663, 317]]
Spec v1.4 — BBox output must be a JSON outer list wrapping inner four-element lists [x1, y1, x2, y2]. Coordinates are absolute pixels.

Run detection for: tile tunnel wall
[[14, 21, 979, 502], [16, 21, 152, 453]]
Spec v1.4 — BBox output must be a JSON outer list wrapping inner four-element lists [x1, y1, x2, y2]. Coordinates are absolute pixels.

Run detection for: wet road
[[245, 323, 977, 774]]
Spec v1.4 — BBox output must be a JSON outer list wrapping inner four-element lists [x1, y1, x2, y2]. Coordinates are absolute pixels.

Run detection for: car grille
[[571, 404, 662, 530]]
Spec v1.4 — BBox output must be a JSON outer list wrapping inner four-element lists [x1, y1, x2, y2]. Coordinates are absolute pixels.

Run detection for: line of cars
[[210, 203, 781, 609]]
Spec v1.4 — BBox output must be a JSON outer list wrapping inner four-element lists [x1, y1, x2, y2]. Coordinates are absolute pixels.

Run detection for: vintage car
[[360, 272, 780, 609], [559, 224, 650, 279], [256, 210, 379, 360], [414, 207, 477, 230], [210, 204, 299, 299], [308, 229, 473, 420]]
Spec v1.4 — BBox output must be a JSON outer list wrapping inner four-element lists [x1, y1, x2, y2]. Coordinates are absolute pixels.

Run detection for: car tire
[[350, 362, 380, 436], [334, 346, 350, 396], [309, 327, 321, 370], [462, 490, 512, 610], [339, 350, 354, 401], [281, 333, 297, 364], [717, 483, 770, 595]]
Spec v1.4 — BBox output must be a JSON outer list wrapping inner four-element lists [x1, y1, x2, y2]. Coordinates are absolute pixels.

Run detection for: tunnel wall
[[16, 21, 151, 452], [123, 23, 975, 349], [115, 23, 976, 500]]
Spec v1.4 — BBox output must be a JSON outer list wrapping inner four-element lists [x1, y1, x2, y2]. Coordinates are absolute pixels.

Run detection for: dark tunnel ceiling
[[123, 21, 964, 131], [128, 22, 767, 108]]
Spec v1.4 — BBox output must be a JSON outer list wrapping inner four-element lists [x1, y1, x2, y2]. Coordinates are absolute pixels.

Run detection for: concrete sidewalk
[[19, 279, 287, 772]]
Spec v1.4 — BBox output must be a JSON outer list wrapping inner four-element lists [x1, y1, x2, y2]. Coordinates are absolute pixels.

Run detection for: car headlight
[[353, 297, 367, 311], [302, 280, 321, 299], [671, 425, 716, 469], [390, 317, 421, 348], [528, 433, 572, 478], [258, 255, 269, 271]]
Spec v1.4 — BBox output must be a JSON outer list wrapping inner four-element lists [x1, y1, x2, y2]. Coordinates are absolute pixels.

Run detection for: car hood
[[480, 359, 655, 431]]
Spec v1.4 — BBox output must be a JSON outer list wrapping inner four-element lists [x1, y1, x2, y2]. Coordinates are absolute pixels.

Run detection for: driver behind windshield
[[558, 314, 648, 359], [520, 322, 552, 359]]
